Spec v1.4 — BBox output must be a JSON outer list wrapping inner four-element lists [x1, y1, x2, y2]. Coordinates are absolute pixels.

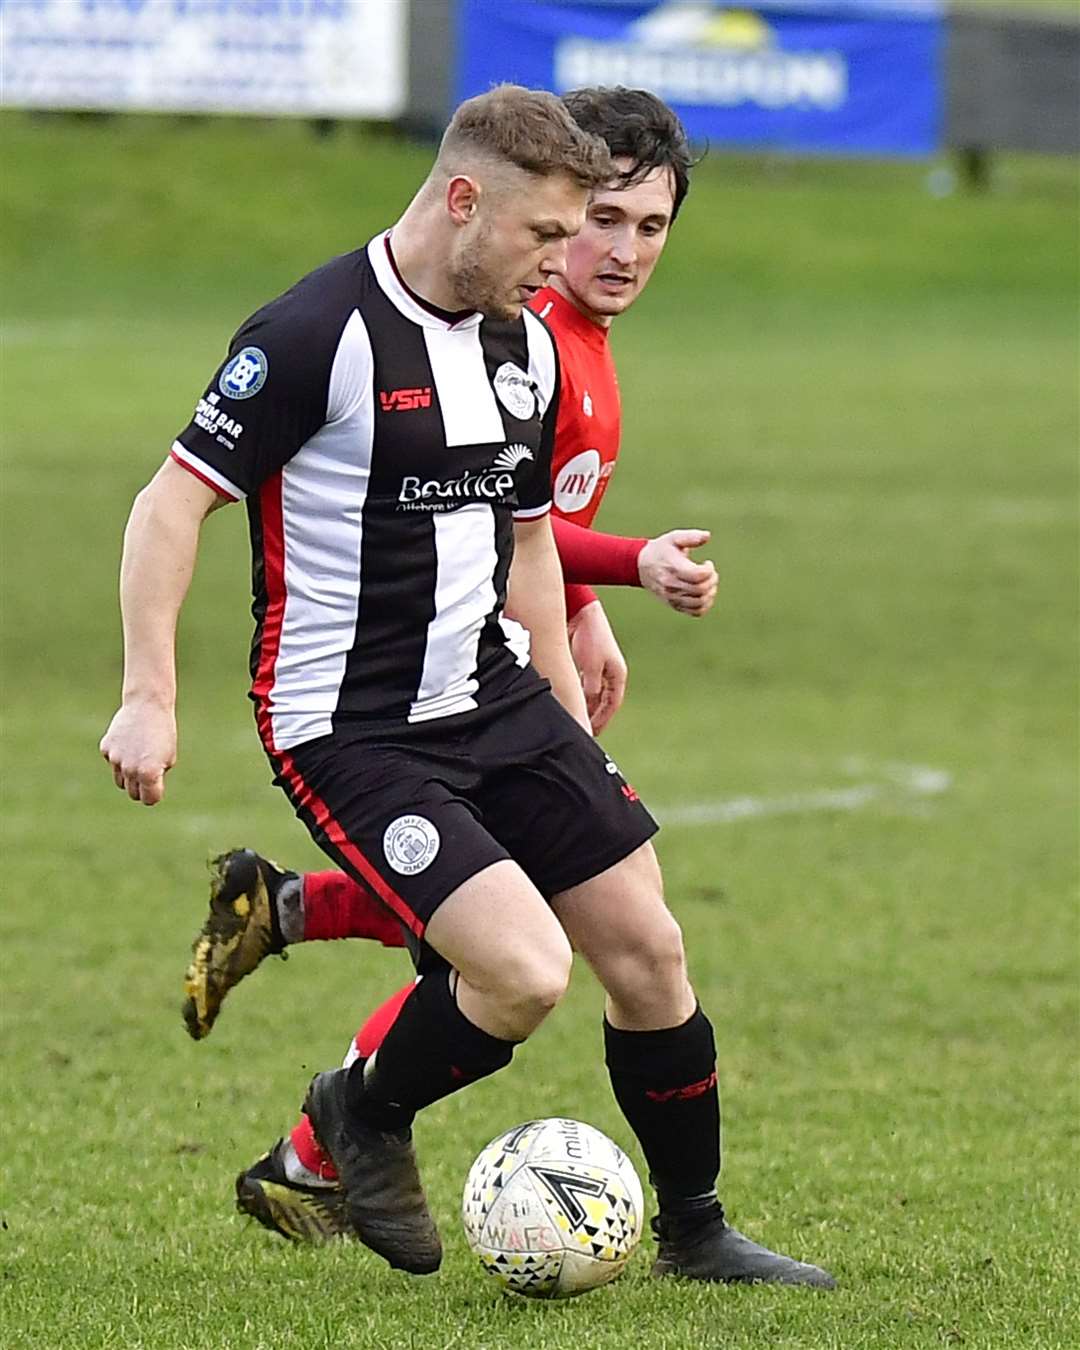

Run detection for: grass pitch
[[1, 115, 1077, 1349]]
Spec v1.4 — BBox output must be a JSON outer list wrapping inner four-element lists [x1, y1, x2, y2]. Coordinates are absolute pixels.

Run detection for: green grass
[[1, 113, 1077, 1349]]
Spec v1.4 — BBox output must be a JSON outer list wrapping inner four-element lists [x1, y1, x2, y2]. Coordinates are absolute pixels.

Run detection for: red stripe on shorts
[[250, 473, 422, 937], [268, 745, 425, 939]]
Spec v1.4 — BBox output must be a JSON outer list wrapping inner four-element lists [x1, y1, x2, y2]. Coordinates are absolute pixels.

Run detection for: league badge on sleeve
[[219, 347, 268, 400]]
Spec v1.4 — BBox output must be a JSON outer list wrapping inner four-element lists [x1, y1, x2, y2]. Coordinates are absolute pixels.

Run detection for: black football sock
[[604, 1005, 722, 1216], [346, 971, 517, 1132]]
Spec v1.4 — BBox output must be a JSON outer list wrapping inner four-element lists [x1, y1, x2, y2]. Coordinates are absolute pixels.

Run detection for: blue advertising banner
[[456, 0, 944, 156]]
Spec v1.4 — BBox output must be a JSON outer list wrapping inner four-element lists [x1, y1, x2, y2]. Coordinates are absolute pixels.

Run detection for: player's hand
[[99, 699, 177, 806], [637, 529, 718, 617], [567, 599, 628, 736]]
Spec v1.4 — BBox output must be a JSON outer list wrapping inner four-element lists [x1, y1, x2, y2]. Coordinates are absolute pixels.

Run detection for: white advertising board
[[0, 0, 407, 118]]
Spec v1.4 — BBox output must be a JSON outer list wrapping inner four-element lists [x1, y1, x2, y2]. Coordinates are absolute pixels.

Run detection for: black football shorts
[[266, 687, 658, 958]]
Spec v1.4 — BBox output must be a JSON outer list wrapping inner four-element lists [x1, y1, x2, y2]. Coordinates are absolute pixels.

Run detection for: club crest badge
[[219, 346, 268, 400], [383, 815, 441, 876], [493, 362, 536, 421]]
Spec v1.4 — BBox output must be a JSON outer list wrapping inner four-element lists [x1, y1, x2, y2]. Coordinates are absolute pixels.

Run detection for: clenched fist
[[638, 529, 718, 617], [100, 698, 177, 806]]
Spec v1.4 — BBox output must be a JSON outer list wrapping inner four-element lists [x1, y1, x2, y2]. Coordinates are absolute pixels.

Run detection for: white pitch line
[[2, 752, 950, 839], [657, 762, 952, 829]]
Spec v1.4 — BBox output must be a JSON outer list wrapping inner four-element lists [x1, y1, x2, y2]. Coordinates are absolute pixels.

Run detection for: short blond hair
[[438, 84, 614, 189]]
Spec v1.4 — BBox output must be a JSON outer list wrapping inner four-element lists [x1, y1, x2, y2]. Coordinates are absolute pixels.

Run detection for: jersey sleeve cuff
[[617, 536, 649, 587], [564, 584, 599, 620], [513, 501, 552, 521], [170, 442, 244, 501]]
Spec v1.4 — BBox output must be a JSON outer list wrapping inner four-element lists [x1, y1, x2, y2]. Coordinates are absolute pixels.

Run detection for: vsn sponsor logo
[[381, 386, 432, 412], [398, 444, 534, 512], [556, 2, 848, 113]]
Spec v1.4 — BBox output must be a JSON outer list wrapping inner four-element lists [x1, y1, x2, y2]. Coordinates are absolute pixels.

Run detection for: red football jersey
[[529, 286, 620, 528]]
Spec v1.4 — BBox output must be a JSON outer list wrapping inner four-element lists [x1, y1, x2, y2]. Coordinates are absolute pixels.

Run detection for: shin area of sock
[[353, 982, 418, 1060], [301, 871, 408, 947], [604, 1006, 721, 1205], [358, 972, 517, 1129]]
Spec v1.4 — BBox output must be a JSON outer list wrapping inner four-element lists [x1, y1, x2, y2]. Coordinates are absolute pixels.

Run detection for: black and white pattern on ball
[[462, 1118, 644, 1299], [171, 231, 559, 751]]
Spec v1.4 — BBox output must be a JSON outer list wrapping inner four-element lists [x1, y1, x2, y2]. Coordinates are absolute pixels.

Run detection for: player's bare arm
[[567, 598, 628, 735], [99, 457, 224, 805], [506, 515, 590, 732]]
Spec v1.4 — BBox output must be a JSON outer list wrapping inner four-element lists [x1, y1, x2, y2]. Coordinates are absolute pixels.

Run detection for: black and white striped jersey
[[172, 230, 560, 751]]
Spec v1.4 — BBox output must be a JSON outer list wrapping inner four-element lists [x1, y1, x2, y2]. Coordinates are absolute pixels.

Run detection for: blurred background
[[1, 2, 1077, 1347]]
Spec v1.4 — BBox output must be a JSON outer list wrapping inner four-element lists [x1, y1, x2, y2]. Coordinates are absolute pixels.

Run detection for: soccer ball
[[461, 1118, 644, 1299]]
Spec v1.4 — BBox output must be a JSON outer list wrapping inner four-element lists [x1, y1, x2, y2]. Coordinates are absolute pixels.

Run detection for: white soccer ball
[[462, 1117, 644, 1299]]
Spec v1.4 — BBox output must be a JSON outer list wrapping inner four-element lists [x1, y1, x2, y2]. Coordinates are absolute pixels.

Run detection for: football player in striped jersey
[[172, 88, 832, 1290]]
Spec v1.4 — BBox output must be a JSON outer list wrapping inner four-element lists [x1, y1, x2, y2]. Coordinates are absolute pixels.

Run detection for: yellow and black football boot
[[182, 849, 291, 1040], [236, 1139, 352, 1244]]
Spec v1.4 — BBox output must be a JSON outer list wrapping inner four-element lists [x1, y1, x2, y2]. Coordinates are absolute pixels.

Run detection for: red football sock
[[301, 871, 408, 946], [288, 983, 418, 1183], [355, 981, 417, 1058], [290, 1114, 338, 1180]]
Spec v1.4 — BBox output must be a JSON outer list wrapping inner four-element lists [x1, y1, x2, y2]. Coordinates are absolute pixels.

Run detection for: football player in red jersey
[[541, 86, 717, 735]]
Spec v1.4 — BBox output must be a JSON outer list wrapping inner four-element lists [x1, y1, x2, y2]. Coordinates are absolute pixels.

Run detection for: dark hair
[[561, 86, 696, 223], [440, 84, 615, 190]]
